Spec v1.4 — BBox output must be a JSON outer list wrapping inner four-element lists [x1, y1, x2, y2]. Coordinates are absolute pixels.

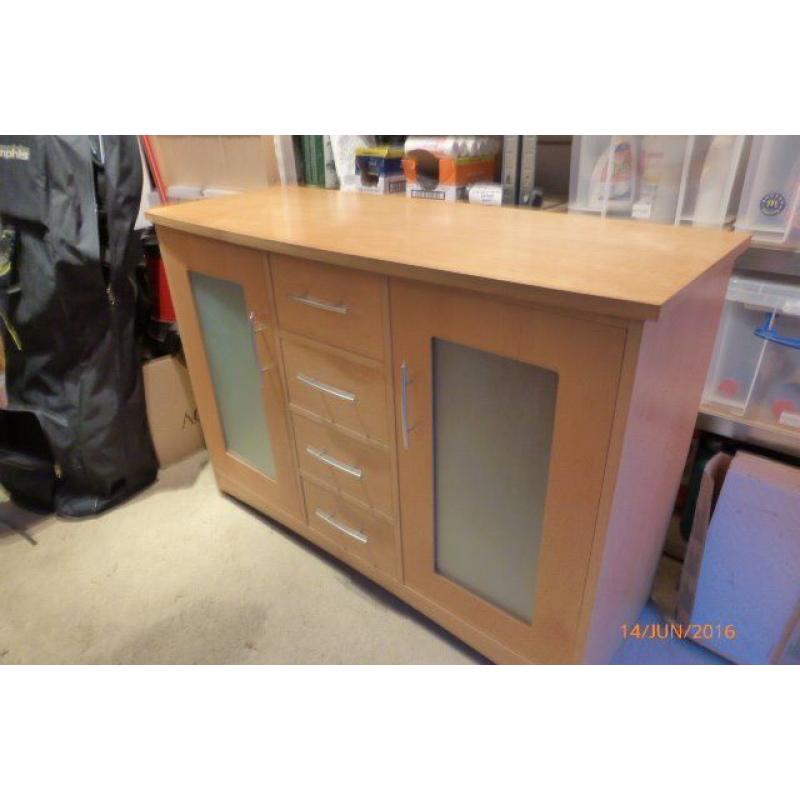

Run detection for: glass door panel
[[190, 271, 276, 477], [433, 338, 558, 623]]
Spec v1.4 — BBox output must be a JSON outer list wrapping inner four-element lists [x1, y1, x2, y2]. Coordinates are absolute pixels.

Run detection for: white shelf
[[698, 404, 800, 458]]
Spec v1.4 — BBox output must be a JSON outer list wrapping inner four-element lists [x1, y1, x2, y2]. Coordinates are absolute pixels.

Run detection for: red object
[[718, 378, 741, 399], [146, 249, 176, 323], [140, 136, 175, 322], [141, 135, 168, 205], [772, 398, 798, 421]]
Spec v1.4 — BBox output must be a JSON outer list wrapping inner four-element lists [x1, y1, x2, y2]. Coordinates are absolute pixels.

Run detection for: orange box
[[402, 155, 497, 201]]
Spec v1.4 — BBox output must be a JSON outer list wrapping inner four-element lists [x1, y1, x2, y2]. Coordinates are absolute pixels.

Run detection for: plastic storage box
[[735, 136, 800, 248], [703, 276, 800, 431], [569, 135, 748, 227]]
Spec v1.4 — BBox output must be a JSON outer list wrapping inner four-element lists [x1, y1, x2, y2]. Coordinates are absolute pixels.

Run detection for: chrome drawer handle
[[315, 509, 368, 544], [288, 293, 349, 315], [296, 373, 356, 403], [306, 446, 363, 479]]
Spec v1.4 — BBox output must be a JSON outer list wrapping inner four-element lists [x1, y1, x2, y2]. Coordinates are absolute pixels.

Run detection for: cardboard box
[[402, 154, 496, 202], [677, 451, 800, 663], [143, 355, 205, 468], [354, 146, 406, 195]]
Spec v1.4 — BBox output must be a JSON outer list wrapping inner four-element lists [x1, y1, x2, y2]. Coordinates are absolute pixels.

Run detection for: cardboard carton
[[143, 356, 205, 468], [354, 146, 406, 195], [402, 154, 496, 202]]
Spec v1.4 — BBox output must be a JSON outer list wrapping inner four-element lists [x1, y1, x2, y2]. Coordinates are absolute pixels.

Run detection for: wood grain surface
[[148, 186, 750, 321]]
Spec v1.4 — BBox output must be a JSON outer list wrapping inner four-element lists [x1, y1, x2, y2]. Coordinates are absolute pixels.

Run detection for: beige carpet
[[0, 453, 484, 664]]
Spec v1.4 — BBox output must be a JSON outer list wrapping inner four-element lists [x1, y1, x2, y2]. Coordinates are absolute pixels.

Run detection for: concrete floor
[[0, 452, 485, 664]]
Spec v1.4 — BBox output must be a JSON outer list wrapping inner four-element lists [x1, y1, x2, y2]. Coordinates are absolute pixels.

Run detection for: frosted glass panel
[[433, 339, 557, 622], [190, 272, 276, 478]]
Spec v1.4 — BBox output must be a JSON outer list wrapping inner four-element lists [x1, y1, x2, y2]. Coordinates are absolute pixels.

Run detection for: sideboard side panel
[[579, 255, 735, 664]]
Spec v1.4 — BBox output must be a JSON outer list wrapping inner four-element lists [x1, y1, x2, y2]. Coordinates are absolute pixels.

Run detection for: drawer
[[272, 254, 385, 361], [302, 479, 399, 578], [293, 413, 394, 520], [282, 338, 390, 445]]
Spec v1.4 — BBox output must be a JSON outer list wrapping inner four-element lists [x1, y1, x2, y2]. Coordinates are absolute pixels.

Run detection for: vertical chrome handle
[[288, 293, 349, 315], [401, 360, 414, 449], [249, 312, 272, 373], [315, 509, 368, 544]]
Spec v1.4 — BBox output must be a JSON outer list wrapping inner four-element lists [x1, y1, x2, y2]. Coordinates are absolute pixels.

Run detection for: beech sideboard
[[148, 186, 749, 664]]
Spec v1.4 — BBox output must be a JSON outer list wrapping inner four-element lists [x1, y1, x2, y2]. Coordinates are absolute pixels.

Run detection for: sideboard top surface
[[147, 186, 750, 321]]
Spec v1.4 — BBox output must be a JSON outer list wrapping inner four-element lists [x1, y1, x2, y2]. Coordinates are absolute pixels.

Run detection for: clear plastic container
[[703, 276, 800, 431], [569, 135, 748, 227], [735, 136, 800, 248], [569, 136, 626, 215]]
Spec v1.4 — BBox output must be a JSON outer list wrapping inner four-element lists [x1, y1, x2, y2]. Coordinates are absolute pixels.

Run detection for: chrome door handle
[[306, 446, 362, 479], [315, 509, 368, 544], [248, 312, 272, 373], [288, 293, 349, 315], [296, 373, 356, 403], [401, 360, 415, 449]]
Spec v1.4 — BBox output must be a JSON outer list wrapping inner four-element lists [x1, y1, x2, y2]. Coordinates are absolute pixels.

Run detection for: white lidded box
[[735, 136, 800, 248], [569, 135, 748, 227], [703, 276, 800, 431]]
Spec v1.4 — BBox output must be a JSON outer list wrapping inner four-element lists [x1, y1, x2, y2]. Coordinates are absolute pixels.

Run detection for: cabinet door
[[159, 230, 301, 520], [391, 280, 626, 662]]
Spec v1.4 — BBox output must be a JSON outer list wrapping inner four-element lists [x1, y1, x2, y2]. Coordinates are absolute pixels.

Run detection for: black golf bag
[[0, 135, 158, 517]]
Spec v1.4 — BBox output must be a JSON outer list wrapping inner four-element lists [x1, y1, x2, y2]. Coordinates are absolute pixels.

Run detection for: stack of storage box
[[702, 278, 800, 438]]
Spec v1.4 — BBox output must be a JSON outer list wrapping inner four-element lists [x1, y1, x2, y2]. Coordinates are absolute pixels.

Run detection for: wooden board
[[158, 228, 303, 522], [149, 135, 280, 191], [578, 255, 735, 663], [272, 253, 386, 361], [292, 412, 395, 520], [391, 279, 626, 663], [281, 336, 390, 446], [148, 186, 750, 321]]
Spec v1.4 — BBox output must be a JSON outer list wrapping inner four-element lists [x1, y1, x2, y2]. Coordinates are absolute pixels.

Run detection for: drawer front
[[303, 479, 399, 578], [292, 413, 394, 520], [272, 254, 385, 361], [282, 338, 390, 445]]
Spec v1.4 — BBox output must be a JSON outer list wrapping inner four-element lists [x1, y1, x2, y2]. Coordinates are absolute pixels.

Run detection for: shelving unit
[[697, 406, 800, 457], [735, 136, 800, 248], [700, 275, 800, 456], [568, 135, 748, 227], [696, 138, 800, 456]]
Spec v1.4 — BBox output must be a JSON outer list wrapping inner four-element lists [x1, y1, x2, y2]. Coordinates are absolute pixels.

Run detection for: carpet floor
[[0, 452, 485, 664]]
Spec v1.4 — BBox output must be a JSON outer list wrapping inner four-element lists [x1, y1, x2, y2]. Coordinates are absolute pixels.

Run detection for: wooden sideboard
[[148, 187, 749, 664]]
